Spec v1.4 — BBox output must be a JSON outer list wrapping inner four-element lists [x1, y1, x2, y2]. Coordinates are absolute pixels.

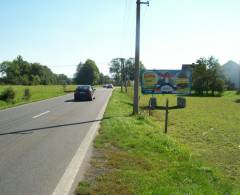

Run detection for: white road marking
[[52, 91, 112, 195], [32, 110, 50, 119]]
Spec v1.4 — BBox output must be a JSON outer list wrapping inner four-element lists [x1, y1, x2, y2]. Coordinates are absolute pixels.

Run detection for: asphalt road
[[0, 88, 112, 195]]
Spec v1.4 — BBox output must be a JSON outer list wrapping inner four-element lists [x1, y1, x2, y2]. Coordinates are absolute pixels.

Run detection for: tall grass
[[0, 85, 76, 109], [76, 89, 239, 194], [128, 88, 240, 187]]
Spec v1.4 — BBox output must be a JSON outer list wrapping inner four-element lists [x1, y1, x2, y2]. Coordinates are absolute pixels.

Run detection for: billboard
[[141, 69, 192, 94]]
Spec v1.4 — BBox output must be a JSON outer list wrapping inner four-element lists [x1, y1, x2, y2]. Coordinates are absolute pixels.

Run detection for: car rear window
[[77, 86, 90, 92]]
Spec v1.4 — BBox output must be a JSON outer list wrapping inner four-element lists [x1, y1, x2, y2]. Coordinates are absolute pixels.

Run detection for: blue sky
[[1, 0, 240, 77]]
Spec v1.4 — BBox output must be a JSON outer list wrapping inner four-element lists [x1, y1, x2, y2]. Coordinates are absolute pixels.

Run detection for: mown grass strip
[[76, 89, 239, 195], [0, 85, 76, 110]]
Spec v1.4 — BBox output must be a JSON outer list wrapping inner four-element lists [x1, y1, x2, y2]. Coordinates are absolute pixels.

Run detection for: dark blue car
[[74, 85, 95, 101]]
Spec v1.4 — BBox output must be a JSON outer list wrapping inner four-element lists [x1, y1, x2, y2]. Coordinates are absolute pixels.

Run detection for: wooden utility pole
[[133, 0, 149, 114]]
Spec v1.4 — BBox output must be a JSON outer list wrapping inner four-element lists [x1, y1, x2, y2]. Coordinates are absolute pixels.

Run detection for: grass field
[[132, 90, 240, 188], [0, 85, 76, 110], [76, 89, 240, 194]]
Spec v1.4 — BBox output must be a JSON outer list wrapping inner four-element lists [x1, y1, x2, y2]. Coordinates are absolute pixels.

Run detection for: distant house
[[222, 61, 240, 89], [181, 64, 195, 72]]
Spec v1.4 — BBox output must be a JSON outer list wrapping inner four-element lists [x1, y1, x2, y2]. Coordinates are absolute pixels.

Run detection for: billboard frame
[[141, 69, 192, 95]]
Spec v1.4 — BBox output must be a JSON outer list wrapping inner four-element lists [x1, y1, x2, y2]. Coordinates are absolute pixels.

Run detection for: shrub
[[76, 181, 91, 195], [236, 90, 240, 95], [23, 88, 31, 100], [0, 87, 16, 102]]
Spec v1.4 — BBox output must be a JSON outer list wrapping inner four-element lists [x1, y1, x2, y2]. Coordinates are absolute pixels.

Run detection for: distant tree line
[[4, 55, 227, 97], [0, 56, 113, 86], [192, 56, 225, 95], [107, 56, 226, 96], [0, 56, 71, 85]]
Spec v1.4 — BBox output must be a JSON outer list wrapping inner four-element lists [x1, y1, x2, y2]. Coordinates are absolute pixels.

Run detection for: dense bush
[[23, 88, 31, 100], [0, 87, 16, 102]]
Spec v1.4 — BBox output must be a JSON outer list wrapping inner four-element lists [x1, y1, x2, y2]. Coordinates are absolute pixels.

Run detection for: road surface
[[0, 88, 112, 195]]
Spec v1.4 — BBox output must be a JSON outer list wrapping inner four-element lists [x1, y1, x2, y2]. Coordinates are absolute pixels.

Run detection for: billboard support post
[[141, 69, 191, 133], [164, 99, 169, 134]]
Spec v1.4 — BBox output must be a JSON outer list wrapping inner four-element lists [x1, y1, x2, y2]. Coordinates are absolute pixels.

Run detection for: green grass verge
[[76, 89, 239, 194], [0, 85, 76, 110], [132, 90, 240, 189]]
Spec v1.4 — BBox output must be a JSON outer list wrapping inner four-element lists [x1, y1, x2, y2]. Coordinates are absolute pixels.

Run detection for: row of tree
[[0, 56, 115, 86], [0, 56, 71, 85], [73, 58, 144, 87], [1, 55, 226, 97], [109, 58, 145, 91], [192, 56, 225, 95], [107, 56, 226, 96]]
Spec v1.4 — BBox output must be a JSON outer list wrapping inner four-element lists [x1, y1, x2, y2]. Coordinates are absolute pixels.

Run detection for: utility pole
[[133, 0, 149, 114]]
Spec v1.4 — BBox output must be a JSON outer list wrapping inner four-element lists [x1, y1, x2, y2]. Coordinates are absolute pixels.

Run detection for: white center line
[[32, 110, 50, 119]]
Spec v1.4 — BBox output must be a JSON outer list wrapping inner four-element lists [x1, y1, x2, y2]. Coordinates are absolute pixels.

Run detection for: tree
[[57, 74, 71, 85], [193, 58, 208, 94], [125, 58, 145, 81], [193, 56, 225, 95], [207, 56, 225, 95], [98, 73, 105, 85], [103, 75, 111, 84], [109, 58, 121, 86], [109, 58, 125, 91], [0, 56, 25, 84], [74, 62, 83, 84], [0, 61, 8, 77], [74, 59, 100, 85], [98, 73, 111, 85], [109, 57, 145, 88]]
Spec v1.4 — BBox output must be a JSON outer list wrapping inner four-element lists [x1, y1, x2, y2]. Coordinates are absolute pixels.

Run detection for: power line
[[120, 0, 132, 58], [141, 2, 149, 26]]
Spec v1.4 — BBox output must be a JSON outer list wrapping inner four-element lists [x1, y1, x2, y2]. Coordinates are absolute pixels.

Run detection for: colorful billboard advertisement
[[141, 69, 192, 94]]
